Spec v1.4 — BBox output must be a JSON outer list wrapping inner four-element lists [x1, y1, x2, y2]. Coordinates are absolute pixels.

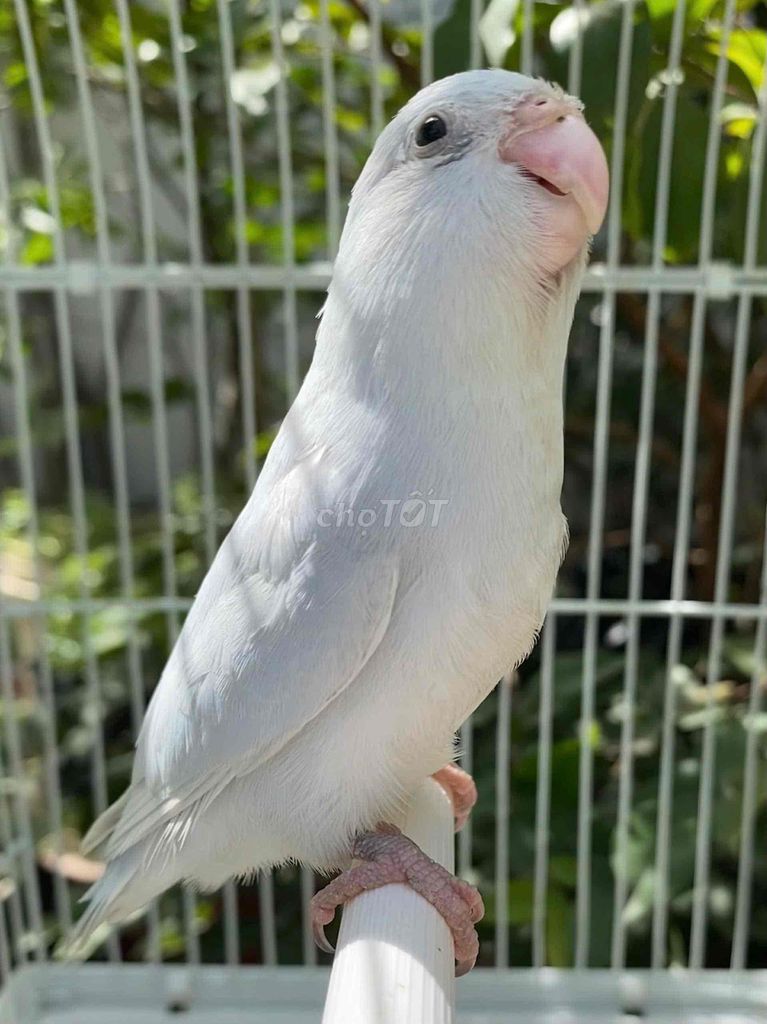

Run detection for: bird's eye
[[416, 115, 447, 147]]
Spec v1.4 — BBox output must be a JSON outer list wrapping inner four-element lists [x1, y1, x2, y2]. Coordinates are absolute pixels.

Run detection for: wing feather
[[90, 386, 399, 861]]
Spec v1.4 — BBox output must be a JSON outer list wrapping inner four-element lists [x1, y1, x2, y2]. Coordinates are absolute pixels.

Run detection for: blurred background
[[0, 0, 766, 973]]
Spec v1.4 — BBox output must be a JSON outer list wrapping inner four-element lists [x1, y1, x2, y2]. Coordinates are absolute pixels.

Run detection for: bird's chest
[[334, 383, 566, 673], [431, 474, 563, 673], [379, 416, 566, 720], [397, 409, 565, 613]]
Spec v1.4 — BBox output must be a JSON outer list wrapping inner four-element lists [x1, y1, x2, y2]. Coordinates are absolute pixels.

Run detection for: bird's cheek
[[538, 198, 594, 271]]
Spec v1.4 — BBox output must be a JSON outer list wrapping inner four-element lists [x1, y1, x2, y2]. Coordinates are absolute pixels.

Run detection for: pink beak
[[499, 95, 609, 235]]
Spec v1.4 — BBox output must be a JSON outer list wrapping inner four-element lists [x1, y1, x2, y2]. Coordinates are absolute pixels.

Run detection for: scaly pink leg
[[310, 822, 484, 976], [432, 764, 478, 831]]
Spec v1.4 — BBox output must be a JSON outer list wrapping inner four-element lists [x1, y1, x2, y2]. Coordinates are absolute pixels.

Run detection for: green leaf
[[548, 854, 578, 889], [252, 427, 278, 460], [623, 91, 712, 264], [546, 886, 574, 967], [611, 808, 653, 884], [723, 635, 764, 677], [645, 0, 678, 19], [335, 107, 367, 134], [507, 877, 535, 926], [687, 0, 720, 19], [21, 232, 53, 265], [707, 28, 767, 93], [4, 62, 27, 87], [622, 866, 657, 928]]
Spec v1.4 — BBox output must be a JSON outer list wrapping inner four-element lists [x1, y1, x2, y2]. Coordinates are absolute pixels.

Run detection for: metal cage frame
[[0, 0, 766, 1017]]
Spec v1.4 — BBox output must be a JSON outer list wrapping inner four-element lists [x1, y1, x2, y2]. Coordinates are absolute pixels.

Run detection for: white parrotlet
[[65, 69, 608, 974]]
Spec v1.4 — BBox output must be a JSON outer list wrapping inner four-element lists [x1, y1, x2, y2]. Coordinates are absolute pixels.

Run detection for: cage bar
[[0, 0, 765, 1011], [610, 0, 687, 970], [575, 0, 636, 968]]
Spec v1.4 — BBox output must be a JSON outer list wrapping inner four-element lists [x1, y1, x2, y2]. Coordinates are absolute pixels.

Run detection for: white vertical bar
[[221, 884, 240, 966], [258, 871, 278, 965], [166, 0, 240, 963], [610, 0, 686, 970], [0, 256, 70, 938], [0, 900, 11, 983], [651, 185, 720, 969], [165, 0, 217, 563], [648, 1, 733, 961], [420, 0, 434, 87], [469, 0, 483, 70], [730, 48, 767, 970], [0, 113, 47, 951], [60, 0, 162, 961], [268, 0, 306, 961], [686, 0, 736, 969], [114, 0, 199, 964], [520, 0, 534, 76], [217, 0, 258, 491], [215, 0, 271, 948], [691, 292, 748, 968], [0, 718, 32, 964], [652, 0, 734, 962], [369, 0, 385, 137], [532, 616, 556, 967], [0, 600, 45, 957], [457, 718, 474, 879], [566, 0, 585, 96], [319, 0, 342, 258], [0, 901, 20, 1022], [0, 837, 25, 969], [574, 0, 635, 968], [652, 379, 704, 965], [12, 1, 112, 865], [269, 0, 300, 402], [494, 674, 512, 967], [301, 867, 317, 966], [10, 0, 99, 940], [730, 506, 767, 969]]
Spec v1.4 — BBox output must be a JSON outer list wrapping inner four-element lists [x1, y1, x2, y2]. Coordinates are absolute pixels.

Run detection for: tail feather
[[55, 849, 161, 960], [81, 789, 131, 856], [64, 777, 216, 958]]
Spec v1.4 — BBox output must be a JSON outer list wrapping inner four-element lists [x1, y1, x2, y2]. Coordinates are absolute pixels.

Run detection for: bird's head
[[341, 70, 608, 296], [320, 70, 609, 391]]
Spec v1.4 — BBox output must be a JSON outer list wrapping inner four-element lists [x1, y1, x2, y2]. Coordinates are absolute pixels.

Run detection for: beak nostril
[[499, 102, 609, 236]]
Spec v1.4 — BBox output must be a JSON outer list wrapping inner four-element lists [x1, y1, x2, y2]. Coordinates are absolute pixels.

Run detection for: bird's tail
[[80, 789, 131, 856], [55, 848, 169, 960]]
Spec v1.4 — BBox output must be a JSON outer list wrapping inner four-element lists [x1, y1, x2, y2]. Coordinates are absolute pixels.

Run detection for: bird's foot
[[432, 764, 477, 831], [310, 822, 484, 976]]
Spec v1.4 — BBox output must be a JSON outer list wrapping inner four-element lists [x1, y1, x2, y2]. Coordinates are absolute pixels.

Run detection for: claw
[[312, 918, 336, 955], [310, 822, 483, 976], [455, 957, 476, 978], [432, 765, 478, 832]]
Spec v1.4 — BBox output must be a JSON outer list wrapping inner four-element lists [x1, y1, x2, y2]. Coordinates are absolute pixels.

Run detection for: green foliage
[[469, 645, 767, 967]]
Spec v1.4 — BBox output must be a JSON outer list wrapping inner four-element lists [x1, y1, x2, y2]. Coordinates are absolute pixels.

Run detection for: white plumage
[[63, 68, 606, 955]]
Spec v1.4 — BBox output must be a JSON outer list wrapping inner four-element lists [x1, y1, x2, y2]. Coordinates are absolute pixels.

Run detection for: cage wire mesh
[[0, 0, 767, 1015]]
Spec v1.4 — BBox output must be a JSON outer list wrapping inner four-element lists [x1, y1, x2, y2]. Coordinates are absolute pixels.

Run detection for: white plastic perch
[[321, 777, 457, 1024]]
